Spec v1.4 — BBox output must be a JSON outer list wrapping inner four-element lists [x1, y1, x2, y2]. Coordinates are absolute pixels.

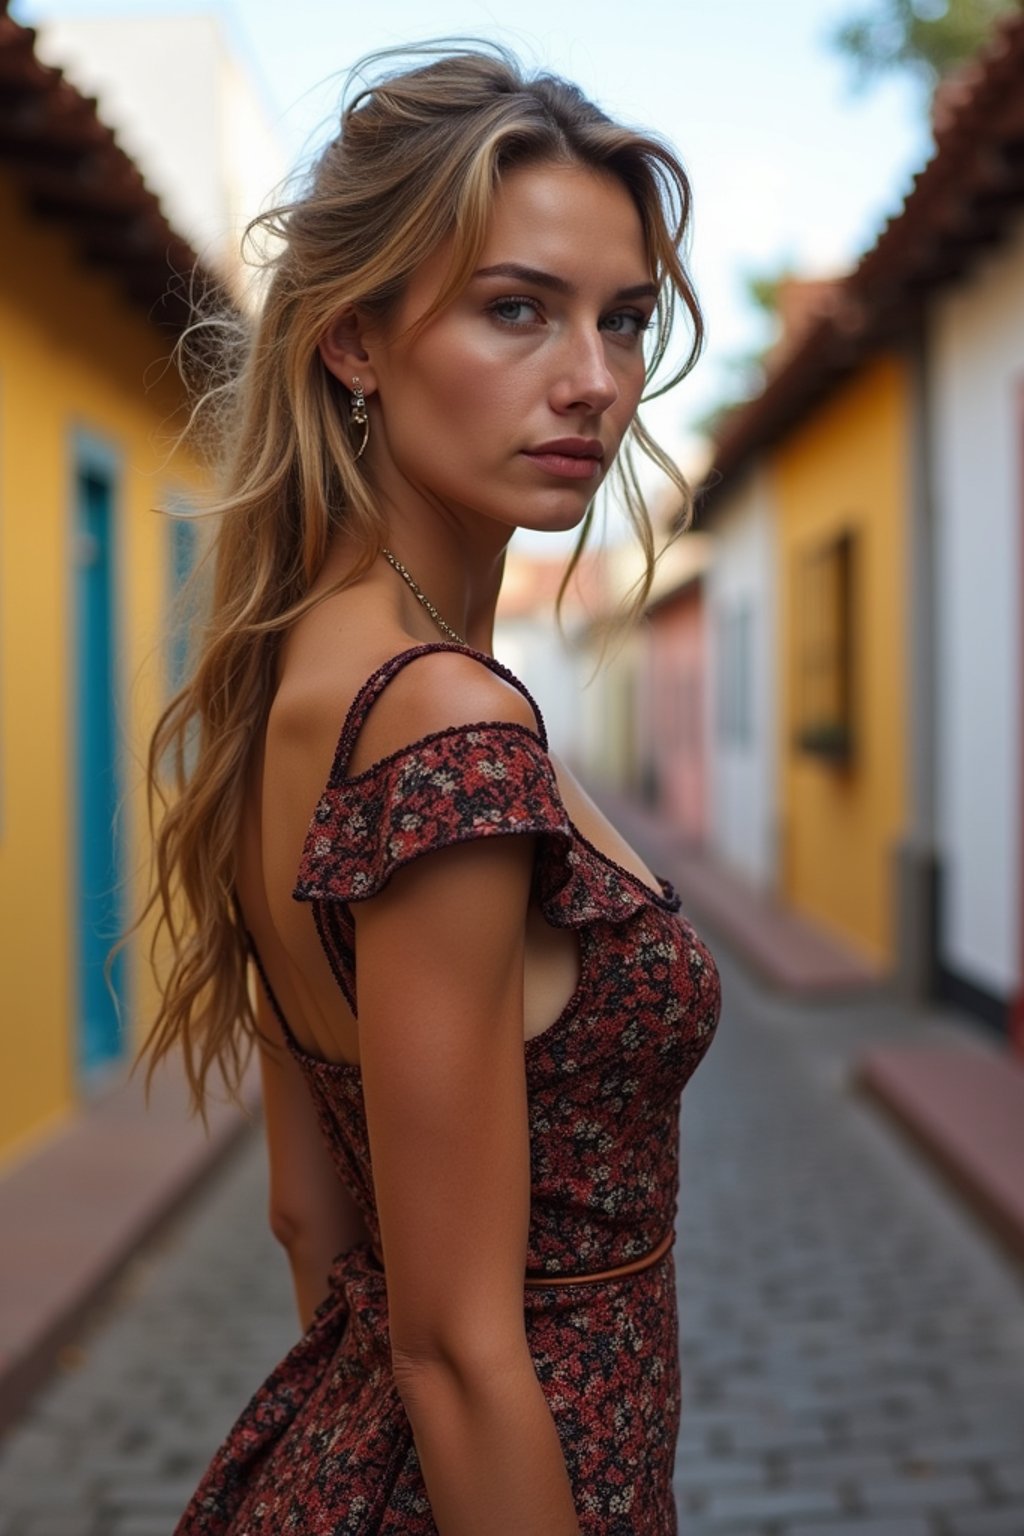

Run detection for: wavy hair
[[134, 41, 704, 1119]]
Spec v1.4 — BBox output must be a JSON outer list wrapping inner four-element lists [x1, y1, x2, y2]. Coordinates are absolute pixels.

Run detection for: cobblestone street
[[2, 939, 1023, 1535], [672, 946, 1024, 1535]]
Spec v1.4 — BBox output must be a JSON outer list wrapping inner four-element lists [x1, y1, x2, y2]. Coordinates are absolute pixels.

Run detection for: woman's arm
[[356, 829, 580, 1536], [255, 983, 371, 1330], [340, 663, 579, 1535]]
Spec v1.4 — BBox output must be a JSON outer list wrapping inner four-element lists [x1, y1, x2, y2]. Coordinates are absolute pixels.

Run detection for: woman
[[141, 43, 722, 1535]]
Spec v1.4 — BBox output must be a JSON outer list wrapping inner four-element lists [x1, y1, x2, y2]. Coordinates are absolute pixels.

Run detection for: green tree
[[745, 266, 797, 322], [831, 0, 1017, 93], [693, 1, 1018, 445], [690, 263, 797, 438]]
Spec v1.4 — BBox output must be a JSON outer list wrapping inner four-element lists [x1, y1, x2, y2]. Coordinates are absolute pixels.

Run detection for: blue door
[[74, 445, 124, 1075]]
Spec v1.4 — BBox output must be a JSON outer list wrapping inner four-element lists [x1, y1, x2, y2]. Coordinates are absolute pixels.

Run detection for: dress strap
[[328, 641, 549, 786], [243, 923, 309, 1060]]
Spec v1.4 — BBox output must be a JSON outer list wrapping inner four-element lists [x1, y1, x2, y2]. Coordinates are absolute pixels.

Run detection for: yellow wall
[[0, 173, 205, 1167], [774, 352, 909, 965]]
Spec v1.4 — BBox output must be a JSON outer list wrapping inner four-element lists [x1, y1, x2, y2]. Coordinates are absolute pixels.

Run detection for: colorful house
[[771, 349, 912, 967], [0, 11, 212, 1166], [695, 463, 779, 892], [637, 530, 715, 844], [919, 31, 1024, 1042], [692, 9, 1024, 1037], [496, 546, 608, 766]]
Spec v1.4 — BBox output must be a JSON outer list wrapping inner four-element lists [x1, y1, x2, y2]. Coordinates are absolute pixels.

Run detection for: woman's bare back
[[235, 590, 662, 1071]]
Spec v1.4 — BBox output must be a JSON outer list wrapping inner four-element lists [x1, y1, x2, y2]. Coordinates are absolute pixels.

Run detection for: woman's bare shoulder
[[359, 646, 539, 740], [271, 625, 540, 780]]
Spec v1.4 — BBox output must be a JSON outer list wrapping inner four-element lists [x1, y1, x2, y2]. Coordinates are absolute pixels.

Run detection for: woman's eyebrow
[[473, 262, 658, 302]]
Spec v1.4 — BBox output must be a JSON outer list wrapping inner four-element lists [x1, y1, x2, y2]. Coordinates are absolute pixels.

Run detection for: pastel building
[[682, 9, 1024, 1036], [0, 13, 212, 1166], [638, 533, 714, 845], [698, 465, 779, 892], [927, 210, 1024, 1037]]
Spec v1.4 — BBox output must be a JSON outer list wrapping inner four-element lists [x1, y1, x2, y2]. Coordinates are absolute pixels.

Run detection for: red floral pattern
[[175, 644, 721, 1536]]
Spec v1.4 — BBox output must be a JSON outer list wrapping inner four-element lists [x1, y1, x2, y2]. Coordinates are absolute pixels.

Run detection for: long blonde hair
[[135, 42, 704, 1119]]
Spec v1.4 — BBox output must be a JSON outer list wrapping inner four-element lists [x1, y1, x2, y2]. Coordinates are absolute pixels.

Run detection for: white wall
[[34, 14, 287, 293], [706, 464, 778, 890], [929, 213, 1024, 1000], [495, 619, 587, 766]]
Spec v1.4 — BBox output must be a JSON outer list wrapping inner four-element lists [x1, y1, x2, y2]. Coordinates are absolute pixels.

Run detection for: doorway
[[73, 437, 124, 1076]]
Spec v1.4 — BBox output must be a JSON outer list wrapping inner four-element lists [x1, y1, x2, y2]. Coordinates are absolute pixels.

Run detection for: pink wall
[[644, 584, 709, 845]]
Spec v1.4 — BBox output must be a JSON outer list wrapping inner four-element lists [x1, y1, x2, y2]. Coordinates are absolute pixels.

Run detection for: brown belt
[[369, 1228, 675, 1287], [524, 1228, 675, 1288]]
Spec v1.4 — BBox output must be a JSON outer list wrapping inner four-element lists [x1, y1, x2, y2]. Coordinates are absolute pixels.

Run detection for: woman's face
[[355, 159, 657, 536]]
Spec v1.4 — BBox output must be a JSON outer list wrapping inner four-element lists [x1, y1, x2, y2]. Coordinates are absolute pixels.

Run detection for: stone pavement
[[672, 944, 1024, 1535], [0, 1130, 294, 1536], [1, 943, 1024, 1533], [0, 1057, 259, 1435]]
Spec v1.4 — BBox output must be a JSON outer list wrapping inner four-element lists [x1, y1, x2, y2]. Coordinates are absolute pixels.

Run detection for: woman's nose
[[549, 329, 618, 416]]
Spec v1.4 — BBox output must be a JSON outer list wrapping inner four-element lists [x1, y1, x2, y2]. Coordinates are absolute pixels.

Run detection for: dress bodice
[[251, 643, 722, 1277]]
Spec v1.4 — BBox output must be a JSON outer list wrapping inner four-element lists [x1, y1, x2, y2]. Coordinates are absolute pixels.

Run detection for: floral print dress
[[175, 643, 722, 1536]]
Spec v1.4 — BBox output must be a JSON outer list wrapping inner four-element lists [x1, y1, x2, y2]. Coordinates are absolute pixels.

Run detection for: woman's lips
[[521, 445, 604, 479]]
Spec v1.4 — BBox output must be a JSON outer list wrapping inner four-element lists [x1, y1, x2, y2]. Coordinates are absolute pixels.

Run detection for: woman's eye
[[602, 310, 652, 338], [489, 297, 542, 326]]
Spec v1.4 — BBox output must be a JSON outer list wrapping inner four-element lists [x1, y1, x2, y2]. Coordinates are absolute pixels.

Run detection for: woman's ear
[[319, 308, 377, 394]]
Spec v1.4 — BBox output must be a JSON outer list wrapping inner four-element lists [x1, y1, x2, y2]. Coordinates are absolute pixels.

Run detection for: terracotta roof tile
[[699, 6, 1024, 515], [0, 2, 217, 332]]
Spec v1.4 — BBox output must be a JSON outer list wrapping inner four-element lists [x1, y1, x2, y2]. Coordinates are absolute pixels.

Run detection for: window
[[717, 598, 754, 749], [793, 529, 855, 763]]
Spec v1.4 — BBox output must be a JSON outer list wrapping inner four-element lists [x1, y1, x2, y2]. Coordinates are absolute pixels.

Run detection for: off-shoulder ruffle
[[292, 719, 679, 930]]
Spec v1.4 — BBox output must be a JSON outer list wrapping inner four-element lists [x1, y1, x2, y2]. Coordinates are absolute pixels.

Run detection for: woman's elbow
[[268, 1193, 370, 1253], [268, 1202, 303, 1250], [390, 1328, 531, 1410], [268, 1199, 329, 1250]]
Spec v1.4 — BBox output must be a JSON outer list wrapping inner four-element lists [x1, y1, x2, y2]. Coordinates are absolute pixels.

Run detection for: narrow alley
[[2, 930, 1022, 1536]]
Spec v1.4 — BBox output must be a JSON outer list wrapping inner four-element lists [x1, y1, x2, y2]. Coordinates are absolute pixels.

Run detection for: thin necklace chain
[[379, 546, 467, 646]]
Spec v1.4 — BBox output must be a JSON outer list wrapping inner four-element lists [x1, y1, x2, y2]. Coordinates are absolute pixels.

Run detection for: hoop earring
[[350, 377, 369, 461]]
